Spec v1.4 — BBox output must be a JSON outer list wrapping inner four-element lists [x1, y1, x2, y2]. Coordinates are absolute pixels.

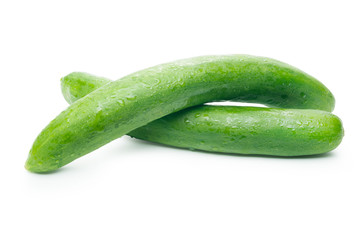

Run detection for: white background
[[1, 0, 359, 239]]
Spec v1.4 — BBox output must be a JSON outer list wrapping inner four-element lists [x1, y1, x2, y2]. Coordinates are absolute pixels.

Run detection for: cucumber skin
[[129, 106, 343, 156], [61, 72, 111, 104], [62, 74, 343, 156], [26, 55, 336, 172]]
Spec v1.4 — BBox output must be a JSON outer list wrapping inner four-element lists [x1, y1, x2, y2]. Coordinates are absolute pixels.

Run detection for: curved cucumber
[[131, 106, 343, 156], [62, 73, 344, 156], [61, 72, 111, 104], [26, 55, 335, 172]]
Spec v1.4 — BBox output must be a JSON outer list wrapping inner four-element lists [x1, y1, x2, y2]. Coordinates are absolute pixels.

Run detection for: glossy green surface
[[26, 55, 336, 172], [61, 72, 110, 104], [130, 106, 343, 156], [62, 74, 343, 156]]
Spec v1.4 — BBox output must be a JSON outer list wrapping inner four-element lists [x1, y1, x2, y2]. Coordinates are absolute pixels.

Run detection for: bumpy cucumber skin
[[61, 72, 111, 104], [62, 74, 343, 156], [26, 55, 336, 172], [130, 106, 343, 156]]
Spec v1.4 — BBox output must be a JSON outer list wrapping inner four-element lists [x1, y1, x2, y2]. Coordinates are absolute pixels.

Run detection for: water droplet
[[117, 100, 125, 106], [184, 118, 191, 124], [195, 113, 201, 118], [126, 95, 137, 101], [300, 92, 307, 98], [96, 106, 102, 112]]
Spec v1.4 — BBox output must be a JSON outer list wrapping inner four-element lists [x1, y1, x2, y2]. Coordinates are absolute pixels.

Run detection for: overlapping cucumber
[[26, 55, 336, 172], [61, 73, 343, 157]]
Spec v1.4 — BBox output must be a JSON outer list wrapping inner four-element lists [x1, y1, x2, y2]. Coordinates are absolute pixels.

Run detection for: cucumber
[[62, 73, 344, 156], [131, 106, 343, 156], [26, 55, 336, 172], [61, 72, 111, 104]]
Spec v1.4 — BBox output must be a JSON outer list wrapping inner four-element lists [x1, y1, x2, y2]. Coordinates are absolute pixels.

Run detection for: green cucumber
[[61, 72, 111, 104], [131, 106, 343, 156], [26, 55, 336, 172], [62, 73, 343, 156]]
